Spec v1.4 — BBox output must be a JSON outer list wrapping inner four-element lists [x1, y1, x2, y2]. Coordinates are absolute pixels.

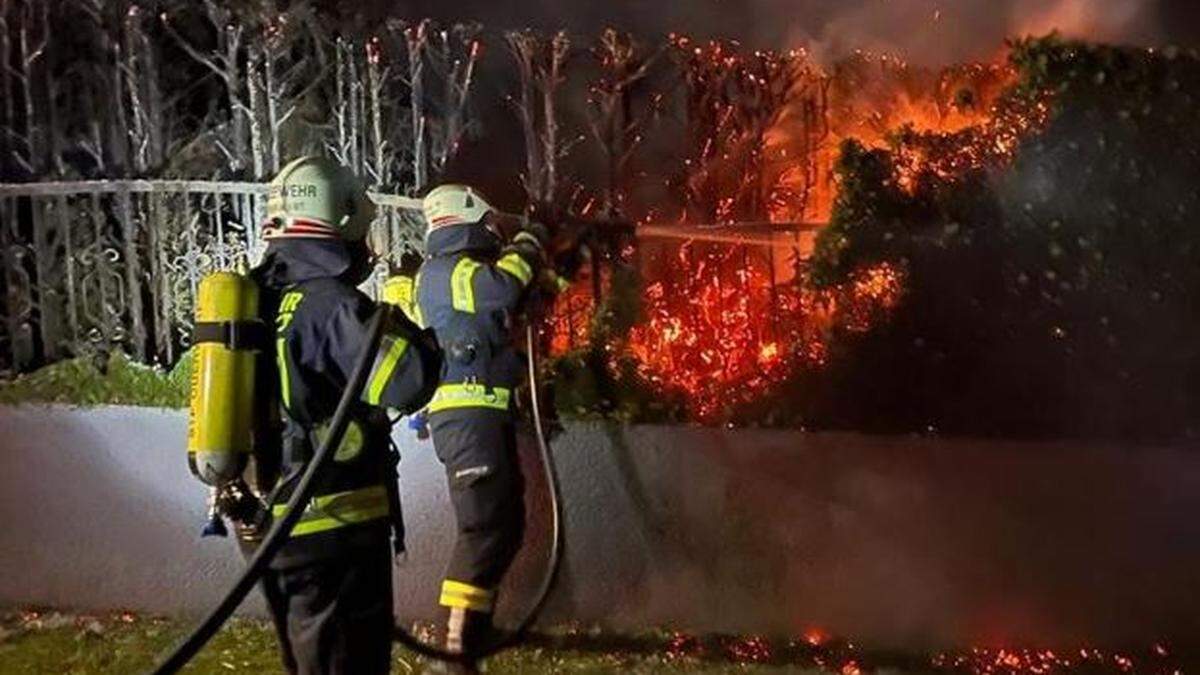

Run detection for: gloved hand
[[529, 201, 588, 254], [532, 202, 603, 263], [514, 221, 552, 252], [395, 250, 423, 277]]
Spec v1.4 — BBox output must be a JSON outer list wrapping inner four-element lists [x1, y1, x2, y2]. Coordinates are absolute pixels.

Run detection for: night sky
[[338, 0, 1200, 65]]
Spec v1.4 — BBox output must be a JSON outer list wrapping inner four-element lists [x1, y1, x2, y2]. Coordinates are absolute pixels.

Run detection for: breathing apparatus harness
[[154, 305, 388, 674], [154, 282, 561, 667], [152, 272, 564, 675]]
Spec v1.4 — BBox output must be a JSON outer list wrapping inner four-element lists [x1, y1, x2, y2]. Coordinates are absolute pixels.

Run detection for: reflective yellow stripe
[[313, 419, 365, 463], [276, 337, 292, 410], [451, 258, 481, 314], [382, 275, 414, 306], [412, 270, 424, 327], [551, 272, 572, 294], [272, 485, 389, 537], [512, 231, 543, 249], [496, 252, 534, 286], [439, 579, 495, 612], [363, 334, 410, 406], [382, 275, 418, 322], [427, 383, 512, 413]]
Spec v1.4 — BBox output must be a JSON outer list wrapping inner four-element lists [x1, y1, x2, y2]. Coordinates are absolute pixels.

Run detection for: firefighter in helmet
[[415, 184, 549, 671], [252, 156, 439, 675]]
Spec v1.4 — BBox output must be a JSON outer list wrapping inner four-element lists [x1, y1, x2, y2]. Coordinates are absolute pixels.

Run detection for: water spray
[[635, 221, 823, 248]]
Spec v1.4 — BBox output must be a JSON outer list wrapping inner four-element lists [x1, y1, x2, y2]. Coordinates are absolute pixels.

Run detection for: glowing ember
[[547, 273, 602, 355], [542, 40, 1048, 420], [625, 248, 902, 419], [927, 644, 1180, 675], [627, 244, 817, 418], [543, 246, 904, 419], [651, 632, 1182, 674], [890, 93, 1051, 193], [664, 632, 704, 661], [805, 629, 830, 646], [724, 635, 773, 663]]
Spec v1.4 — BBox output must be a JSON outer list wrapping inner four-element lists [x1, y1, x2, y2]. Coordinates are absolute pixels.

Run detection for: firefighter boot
[[423, 607, 495, 674]]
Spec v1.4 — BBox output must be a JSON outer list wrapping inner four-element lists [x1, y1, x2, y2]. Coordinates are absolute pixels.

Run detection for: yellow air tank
[[188, 271, 261, 486]]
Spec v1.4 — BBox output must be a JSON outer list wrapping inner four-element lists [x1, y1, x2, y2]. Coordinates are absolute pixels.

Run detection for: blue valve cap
[[201, 515, 228, 538]]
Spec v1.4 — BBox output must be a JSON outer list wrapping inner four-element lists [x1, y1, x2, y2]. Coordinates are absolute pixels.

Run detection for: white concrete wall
[[1, 405, 1198, 649]]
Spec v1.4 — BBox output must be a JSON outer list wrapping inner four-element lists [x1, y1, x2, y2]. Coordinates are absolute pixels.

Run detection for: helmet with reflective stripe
[[264, 156, 375, 242], [422, 184, 496, 235]]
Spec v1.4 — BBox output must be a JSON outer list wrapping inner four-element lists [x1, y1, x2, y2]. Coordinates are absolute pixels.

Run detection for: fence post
[[116, 188, 147, 361], [88, 191, 113, 350], [58, 194, 79, 346], [1, 196, 34, 370], [32, 198, 63, 361], [146, 191, 172, 363]]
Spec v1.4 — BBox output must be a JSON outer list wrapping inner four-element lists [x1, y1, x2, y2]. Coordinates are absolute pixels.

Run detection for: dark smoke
[[373, 0, 1190, 65]]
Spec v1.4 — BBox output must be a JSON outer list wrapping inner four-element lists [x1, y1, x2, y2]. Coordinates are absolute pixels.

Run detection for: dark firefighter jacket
[[253, 238, 439, 568], [415, 223, 544, 413]]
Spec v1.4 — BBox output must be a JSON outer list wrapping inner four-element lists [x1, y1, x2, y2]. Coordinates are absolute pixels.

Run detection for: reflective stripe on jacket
[[252, 238, 438, 566], [416, 222, 543, 407], [271, 485, 391, 537]]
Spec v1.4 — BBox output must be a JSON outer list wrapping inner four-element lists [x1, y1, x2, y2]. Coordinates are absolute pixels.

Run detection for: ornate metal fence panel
[[0, 181, 425, 374]]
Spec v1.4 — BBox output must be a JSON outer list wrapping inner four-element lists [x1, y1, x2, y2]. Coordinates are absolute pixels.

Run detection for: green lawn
[[0, 610, 840, 674], [1, 609, 1192, 675]]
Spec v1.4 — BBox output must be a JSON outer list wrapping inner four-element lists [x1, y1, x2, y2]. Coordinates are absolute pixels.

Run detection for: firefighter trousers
[[429, 407, 526, 599], [261, 539, 393, 675]]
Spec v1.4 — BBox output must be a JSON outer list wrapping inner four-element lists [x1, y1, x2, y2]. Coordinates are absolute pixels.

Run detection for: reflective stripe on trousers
[[439, 579, 496, 612]]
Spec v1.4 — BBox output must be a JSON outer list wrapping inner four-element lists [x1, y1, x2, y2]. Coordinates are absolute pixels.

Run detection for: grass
[[0, 352, 192, 408], [0, 610, 832, 675], [0, 611, 275, 675], [2, 609, 1194, 675]]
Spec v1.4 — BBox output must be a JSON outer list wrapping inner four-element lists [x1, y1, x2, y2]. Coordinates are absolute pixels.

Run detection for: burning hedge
[[3, 1, 1195, 440], [804, 35, 1200, 440], [548, 40, 1039, 425], [551, 35, 1200, 440]]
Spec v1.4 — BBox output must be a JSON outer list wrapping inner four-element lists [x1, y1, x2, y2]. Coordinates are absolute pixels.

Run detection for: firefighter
[[251, 156, 439, 675], [415, 184, 549, 671]]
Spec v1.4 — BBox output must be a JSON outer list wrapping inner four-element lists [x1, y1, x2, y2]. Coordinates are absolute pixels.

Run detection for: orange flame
[[546, 43, 1047, 419]]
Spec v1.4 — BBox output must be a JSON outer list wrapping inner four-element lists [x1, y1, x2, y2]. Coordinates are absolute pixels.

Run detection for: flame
[[623, 246, 902, 419], [547, 271, 601, 356], [545, 41, 1049, 419], [805, 629, 830, 646]]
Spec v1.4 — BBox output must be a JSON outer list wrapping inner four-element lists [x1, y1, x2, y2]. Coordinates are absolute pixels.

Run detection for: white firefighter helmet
[[264, 156, 375, 242], [422, 183, 496, 235]]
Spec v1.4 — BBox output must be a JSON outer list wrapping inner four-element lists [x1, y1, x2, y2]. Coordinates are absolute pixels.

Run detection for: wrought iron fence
[[0, 181, 425, 373]]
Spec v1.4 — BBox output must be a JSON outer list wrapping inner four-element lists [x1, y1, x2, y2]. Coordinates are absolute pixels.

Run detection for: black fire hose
[[148, 309, 388, 675], [390, 324, 564, 663], [150, 318, 563, 672]]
